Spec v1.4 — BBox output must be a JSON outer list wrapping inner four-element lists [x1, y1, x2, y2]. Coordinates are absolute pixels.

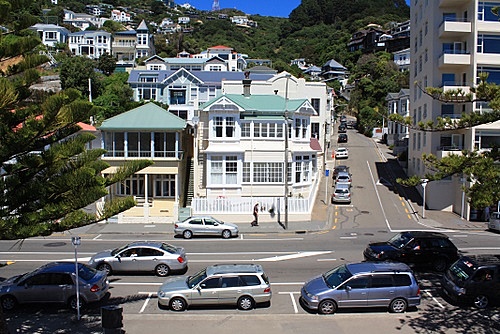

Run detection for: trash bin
[[101, 305, 123, 331]]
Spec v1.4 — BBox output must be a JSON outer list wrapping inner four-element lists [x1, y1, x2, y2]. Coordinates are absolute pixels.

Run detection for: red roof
[[310, 138, 322, 151], [78, 122, 96, 131]]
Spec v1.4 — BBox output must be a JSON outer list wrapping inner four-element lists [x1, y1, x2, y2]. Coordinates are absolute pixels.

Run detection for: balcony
[[436, 146, 463, 159], [438, 51, 470, 69], [439, 20, 471, 38], [439, 0, 470, 7], [441, 82, 471, 101]]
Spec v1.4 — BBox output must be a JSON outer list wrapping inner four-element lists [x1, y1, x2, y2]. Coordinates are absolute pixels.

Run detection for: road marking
[[139, 292, 153, 313], [257, 251, 332, 262], [422, 289, 445, 309], [317, 258, 337, 262], [93, 234, 102, 240], [367, 161, 392, 232], [278, 292, 300, 313], [339, 236, 357, 239]]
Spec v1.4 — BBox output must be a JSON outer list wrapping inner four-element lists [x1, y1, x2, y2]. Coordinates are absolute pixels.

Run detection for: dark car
[[0, 262, 109, 311], [441, 254, 500, 309], [338, 125, 347, 133], [337, 133, 348, 143], [363, 231, 459, 272], [332, 165, 350, 180]]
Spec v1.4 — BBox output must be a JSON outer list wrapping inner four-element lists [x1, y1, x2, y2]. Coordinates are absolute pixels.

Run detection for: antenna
[[212, 0, 220, 11]]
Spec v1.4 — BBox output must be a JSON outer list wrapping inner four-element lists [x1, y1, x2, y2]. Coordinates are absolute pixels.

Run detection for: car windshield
[[335, 189, 348, 194], [111, 244, 131, 256], [448, 259, 476, 282], [161, 243, 178, 254], [187, 268, 208, 288], [388, 233, 412, 249], [323, 264, 352, 289]]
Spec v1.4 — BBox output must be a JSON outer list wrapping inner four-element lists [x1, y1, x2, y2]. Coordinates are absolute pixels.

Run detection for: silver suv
[[300, 262, 420, 314], [157, 264, 271, 311]]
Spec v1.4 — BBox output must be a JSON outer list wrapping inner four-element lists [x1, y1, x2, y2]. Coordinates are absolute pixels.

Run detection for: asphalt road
[[2, 128, 500, 334]]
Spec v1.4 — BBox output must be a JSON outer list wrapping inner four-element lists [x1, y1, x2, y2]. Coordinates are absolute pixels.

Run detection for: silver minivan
[[300, 262, 421, 314], [488, 212, 500, 232]]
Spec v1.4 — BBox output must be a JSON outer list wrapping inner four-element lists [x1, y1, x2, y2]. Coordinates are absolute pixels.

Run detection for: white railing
[[191, 172, 320, 215]]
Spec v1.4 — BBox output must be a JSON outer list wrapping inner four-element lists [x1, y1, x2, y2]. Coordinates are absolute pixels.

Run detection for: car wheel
[[1, 295, 17, 311], [318, 299, 337, 314], [389, 298, 407, 313], [183, 230, 193, 239], [237, 296, 255, 310], [433, 257, 448, 272], [473, 294, 489, 309], [155, 264, 170, 277], [222, 229, 232, 239], [169, 297, 186, 311], [68, 296, 85, 310], [97, 263, 112, 275]]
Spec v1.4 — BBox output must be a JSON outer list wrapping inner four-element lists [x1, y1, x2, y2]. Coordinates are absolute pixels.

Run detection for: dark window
[[346, 276, 369, 289], [121, 248, 139, 257], [371, 275, 394, 288], [190, 219, 203, 225], [25, 274, 51, 286], [51, 273, 74, 285], [393, 274, 412, 287], [139, 248, 163, 257], [201, 277, 220, 289], [204, 218, 217, 226], [240, 275, 261, 286], [221, 276, 241, 288]]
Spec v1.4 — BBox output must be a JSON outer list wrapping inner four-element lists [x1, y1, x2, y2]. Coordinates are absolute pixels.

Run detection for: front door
[[337, 276, 370, 308], [193, 277, 220, 306]]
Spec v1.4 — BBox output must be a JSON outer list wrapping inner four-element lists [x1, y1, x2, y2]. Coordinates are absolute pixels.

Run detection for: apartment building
[[409, 0, 500, 219]]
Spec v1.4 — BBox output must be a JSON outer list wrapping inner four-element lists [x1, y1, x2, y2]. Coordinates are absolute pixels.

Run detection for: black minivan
[[441, 254, 500, 309]]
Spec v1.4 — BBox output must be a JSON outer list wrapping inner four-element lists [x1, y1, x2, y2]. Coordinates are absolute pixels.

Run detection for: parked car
[[442, 254, 500, 308], [334, 147, 349, 159], [337, 133, 348, 143], [488, 212, 500, 232], [331, 183, 351, 204], [0, 262, 109, 311], [88, 241, 187, 277], [157, 264, 272, 311], [338, 124, 347, 133], [174, 216, 239, 239], [334, 171, 352, 187], [332, 165, 350, 180], [363, 231, 459, 272], [300, 261, 421, 314]]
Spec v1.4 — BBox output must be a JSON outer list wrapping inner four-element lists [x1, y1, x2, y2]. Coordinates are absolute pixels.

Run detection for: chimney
[[243, 71, 251, 97]]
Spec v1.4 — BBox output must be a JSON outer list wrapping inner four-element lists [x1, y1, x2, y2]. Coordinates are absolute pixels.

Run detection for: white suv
[[157, 264, 271, 311]]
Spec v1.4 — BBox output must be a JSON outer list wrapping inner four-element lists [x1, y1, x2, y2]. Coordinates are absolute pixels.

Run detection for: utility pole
[[284, 74, 290, 229]]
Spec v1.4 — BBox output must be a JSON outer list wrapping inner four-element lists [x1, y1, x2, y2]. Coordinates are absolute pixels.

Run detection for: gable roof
[[99, 103, 186, 131], [201, 94, 317, 116]]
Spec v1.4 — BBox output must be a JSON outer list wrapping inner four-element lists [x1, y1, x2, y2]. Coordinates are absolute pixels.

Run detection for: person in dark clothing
[[251, 203, 259, 226]]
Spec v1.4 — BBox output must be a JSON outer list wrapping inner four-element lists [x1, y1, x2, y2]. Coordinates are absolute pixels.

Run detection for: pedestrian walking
[[251, 202, 259, 226]]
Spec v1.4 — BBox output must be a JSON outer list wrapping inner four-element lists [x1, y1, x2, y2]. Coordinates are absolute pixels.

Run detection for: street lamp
[[420, 179, 429, 219], [71, 236, 82, 320], [283, 74, 291, 230]]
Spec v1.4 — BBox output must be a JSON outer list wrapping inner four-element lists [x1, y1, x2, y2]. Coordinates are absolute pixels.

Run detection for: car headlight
[[158, 291, 166, 298], [306, 292, 318, 301]]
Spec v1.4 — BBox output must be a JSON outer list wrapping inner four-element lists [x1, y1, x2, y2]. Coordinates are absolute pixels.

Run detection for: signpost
[[325, 169, 330, 204], [71, 236, 81, 320]]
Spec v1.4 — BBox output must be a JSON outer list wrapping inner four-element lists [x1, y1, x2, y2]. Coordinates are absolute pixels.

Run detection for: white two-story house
[[191, 84, 321, 223], [68, 30, 112, 59]]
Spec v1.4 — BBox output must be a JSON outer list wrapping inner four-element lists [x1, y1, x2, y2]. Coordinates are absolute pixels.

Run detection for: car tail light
[[90, 284, 101, 292], [264, 287, 271, 293], [177, 256, 185, 263], [174, 224, 178, 228], [416, 287, 420, 296]]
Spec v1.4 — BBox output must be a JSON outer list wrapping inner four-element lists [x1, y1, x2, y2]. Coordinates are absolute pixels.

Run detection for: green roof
[[201, 94, 311, 114], [99, 103, 187, 131]]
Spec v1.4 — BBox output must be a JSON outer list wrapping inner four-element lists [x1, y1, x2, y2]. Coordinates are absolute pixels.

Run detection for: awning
[[204, 145, 244, 153], [102, 166, 179, 174]]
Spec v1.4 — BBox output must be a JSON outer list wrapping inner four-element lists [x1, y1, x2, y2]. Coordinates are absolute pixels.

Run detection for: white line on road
[[367, 161, 392, 232], [339, 236, 357, 239], [112, 282, 304, 287], [257, 251, 332, 262], [316, 258, 337, 262], [278, 292, 299, 313], [139, 293, 153, 313], [92, 234, 101, 240], [422, 289, 445, 309]]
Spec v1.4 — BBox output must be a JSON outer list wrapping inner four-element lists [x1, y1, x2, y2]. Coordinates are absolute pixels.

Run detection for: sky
[[182, 0, 411, 18]]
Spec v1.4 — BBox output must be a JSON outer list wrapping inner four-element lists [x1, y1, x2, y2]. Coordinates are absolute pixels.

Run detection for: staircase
[[186, 158, 194, 206]]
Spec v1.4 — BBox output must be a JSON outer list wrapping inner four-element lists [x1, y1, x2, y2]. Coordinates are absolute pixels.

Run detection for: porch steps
[[186, 158, 194, 206]]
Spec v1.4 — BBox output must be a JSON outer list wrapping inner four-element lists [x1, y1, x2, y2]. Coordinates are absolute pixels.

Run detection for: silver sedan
[[88, 241, 188, 277], [174, 216, 239, 239]]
